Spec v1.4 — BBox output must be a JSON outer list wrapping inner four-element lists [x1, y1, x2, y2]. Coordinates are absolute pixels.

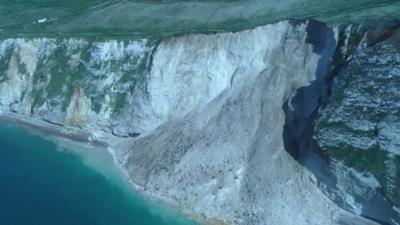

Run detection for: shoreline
[[0, 112, 218, 225], [0, 112, 108, 147], [0, 112, 382, 225]]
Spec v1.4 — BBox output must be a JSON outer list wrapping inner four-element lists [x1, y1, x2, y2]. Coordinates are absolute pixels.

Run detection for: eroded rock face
[[315, 26, 400, 224], [115, 21, 342, 225], [0, 38, 156, 136]]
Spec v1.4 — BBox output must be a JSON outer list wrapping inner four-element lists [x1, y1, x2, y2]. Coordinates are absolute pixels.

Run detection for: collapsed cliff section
[[113, 20, 349, 225]]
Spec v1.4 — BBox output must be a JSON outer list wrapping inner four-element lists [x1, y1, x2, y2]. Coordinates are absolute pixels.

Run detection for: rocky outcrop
[[0, 38, 156, 137], [314, 24, 400, 225]]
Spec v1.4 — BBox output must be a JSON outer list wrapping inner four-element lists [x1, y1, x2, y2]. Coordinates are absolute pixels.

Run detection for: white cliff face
[[0, 39, 44, 114], [116, 21, 342, 225], [0, 38, 154, 135], [114, 24, 292, 135]]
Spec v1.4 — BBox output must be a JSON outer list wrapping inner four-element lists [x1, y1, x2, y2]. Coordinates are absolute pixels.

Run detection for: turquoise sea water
[[0, 122, 199, 225]]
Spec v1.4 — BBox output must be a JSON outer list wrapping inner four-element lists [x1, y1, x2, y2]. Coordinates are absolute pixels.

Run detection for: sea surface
[[0, 122, 199, 225]]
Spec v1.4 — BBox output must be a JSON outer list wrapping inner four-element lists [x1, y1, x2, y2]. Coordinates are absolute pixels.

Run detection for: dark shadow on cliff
[[283, 20, 399, 225]]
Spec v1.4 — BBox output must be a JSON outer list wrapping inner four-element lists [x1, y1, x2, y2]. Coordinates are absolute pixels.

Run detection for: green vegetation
[[0, 38, 155, 118], [1, 0, 400, 38], [315, 36, 400, 207]]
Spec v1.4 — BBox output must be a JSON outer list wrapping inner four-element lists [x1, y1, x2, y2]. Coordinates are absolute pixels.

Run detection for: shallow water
[[0, 122, 199, 225]]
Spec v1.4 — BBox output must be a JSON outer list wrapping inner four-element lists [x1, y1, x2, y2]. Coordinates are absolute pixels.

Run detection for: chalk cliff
[[0, 20, 385, 225]]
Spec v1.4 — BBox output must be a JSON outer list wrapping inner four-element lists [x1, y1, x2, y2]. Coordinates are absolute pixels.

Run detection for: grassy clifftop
[[1, 0, 400, 38]]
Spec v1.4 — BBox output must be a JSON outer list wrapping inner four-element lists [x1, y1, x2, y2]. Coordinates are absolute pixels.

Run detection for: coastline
[[0, 112, 216, 225], [0, 112, 108, 147], [0, 112, 382, 225]]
